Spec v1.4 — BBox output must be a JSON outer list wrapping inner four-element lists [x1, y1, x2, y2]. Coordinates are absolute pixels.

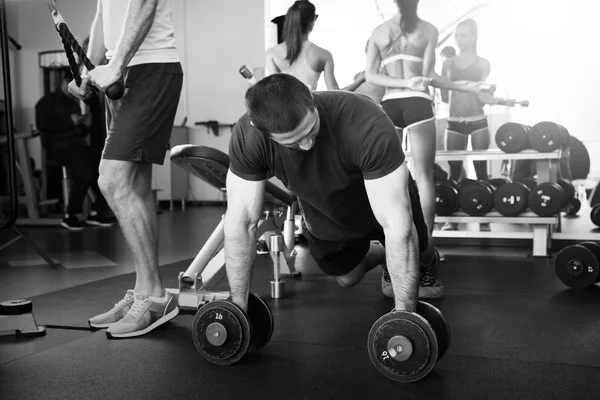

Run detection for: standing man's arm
[[87, 0, 107, 67], [224, 170, 266, 311], [87, 0, 159, 90], [364, 162, 419, 312]]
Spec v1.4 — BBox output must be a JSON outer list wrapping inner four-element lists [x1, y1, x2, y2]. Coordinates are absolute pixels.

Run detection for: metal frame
[[166, 203, 300, 311], [405, 149, 562, 257]]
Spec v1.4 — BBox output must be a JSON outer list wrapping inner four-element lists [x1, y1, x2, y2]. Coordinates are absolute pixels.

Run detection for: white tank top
[[102, 0, 179, 66]]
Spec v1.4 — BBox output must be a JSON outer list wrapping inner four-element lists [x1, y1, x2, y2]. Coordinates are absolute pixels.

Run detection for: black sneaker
[[256, 240, 269, 255], [61, 215, 84, 231], [419, 250, 444, 299], [87, 213, 115, 227]]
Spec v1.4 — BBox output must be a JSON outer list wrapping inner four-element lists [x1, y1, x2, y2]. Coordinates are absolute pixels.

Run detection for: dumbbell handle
[[493, 98, 529, 107]]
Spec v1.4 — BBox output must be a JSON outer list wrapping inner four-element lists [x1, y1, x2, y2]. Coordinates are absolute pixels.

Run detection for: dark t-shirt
[[35, 90, 86, 154], [229, 91, 405, 241]]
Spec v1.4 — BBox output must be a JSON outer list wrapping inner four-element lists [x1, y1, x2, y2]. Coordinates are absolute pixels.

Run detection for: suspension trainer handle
[[47, 1, 125, 100]]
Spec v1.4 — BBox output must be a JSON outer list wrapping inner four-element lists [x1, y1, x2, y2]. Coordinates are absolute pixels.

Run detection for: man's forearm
[[110, 0, 158, 71], [384, 227, 419, 312], [87, 2, 106, 67], [223, 217, 257, 311]]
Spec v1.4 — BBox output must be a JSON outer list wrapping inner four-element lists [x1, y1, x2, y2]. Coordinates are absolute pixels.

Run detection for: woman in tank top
[[265, 0, 364, 92], [440, 19, 492, 231], [365, 0, 484, 242]]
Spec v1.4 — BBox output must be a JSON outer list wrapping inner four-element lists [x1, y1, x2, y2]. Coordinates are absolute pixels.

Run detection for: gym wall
[[5, 0, 264, 200], [3, 0, 600, 186]]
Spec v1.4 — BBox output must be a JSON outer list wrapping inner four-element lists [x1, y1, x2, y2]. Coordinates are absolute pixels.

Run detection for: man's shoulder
[[231, 113, 268, 148], [315, 91, 385, 116]]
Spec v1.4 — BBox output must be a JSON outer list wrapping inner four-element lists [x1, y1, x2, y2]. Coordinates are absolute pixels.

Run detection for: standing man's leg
[[88, 63, 183, 338]]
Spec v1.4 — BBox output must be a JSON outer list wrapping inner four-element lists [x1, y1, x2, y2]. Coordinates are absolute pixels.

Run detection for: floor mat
[[2, 252, 600, 399], [1, 327, 599, 400]]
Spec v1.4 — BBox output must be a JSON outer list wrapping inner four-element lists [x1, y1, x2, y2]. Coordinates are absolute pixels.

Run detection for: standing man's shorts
[[103, 62, 184, 165]]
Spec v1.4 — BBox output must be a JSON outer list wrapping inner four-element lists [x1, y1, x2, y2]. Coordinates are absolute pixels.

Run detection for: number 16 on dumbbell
[[367, 302, 451, 382]]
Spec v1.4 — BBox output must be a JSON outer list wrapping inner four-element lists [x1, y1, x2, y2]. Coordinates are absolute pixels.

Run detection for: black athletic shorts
[[381, 97, 434, 130], [446, 118, 488, 136], [103, 62, 183, 165], [303, 176, 429, 276]]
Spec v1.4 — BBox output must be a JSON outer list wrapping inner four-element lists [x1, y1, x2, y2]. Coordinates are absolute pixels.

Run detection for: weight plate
[[528, 121, 563, 152], [579, 242, 600, 283], [0, 299, 33, 315], [416, 301, 450, 362], [435, 182, 460, 216], [528, 182, 565, 217], [518, 177, 537, 191], [591, 205, 600, 227], [193, 300, 251, 366], [367, 311, 438, 383], [458, 179, 478, 191], [489, 178, 511, 189], [560, 126, 572, 149], [555, 244, 600, 289], [495, 122, 530, 153], [247, 293, 274, 351], [557, 179, 575, 208], [566, 198, 581, 216], [493, 182, 529, 217], [458, 181, 495, 216]]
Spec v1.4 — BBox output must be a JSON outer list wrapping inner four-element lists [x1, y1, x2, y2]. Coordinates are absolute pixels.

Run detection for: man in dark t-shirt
[[225, 74, 443, 313]]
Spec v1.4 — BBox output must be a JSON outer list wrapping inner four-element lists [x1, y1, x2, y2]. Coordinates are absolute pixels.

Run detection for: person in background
[[265, 0, 365, 92], [35, 71, 114, 231], [366, 0, 485, 296], [440, 19, 492, 231]]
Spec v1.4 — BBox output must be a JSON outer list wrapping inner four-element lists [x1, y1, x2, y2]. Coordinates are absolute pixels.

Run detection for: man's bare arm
[[364, 163, 419, 312], [223, 170, 266, 311], [87, 0, 106, 67], [110, 0, 159, 71]]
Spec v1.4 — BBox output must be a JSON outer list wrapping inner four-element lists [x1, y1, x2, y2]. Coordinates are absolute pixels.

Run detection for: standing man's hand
[[88, 63, 123, 92], [68, 76, 93, 102]]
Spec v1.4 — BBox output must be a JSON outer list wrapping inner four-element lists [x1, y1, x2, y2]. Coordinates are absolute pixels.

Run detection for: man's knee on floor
[[336, 274, 361, 288], [335, 265, 366, 288]]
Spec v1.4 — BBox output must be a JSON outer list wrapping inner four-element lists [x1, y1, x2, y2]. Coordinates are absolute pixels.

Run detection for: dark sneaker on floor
[[106, 292, 179, 339], [256, 239, 269, 255], [419, 251, 444, 299], [61, 215, 84, 231], [435, 247, 446, 262], [89, 290, 135, 329], [87, 213, 115, 227]]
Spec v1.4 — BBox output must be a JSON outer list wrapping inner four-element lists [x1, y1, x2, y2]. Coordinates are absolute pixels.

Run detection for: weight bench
[[166, 145, 300, 311]]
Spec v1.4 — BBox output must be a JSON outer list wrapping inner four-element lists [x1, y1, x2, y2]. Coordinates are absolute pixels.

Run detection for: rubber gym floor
[[1, 206, 600, 400]]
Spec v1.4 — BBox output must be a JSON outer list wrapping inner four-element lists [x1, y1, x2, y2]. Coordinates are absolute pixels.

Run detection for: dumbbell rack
[[406, 149, 562, 257]]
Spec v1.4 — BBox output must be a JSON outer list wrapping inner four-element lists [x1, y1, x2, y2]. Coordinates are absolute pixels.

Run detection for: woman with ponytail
[[266, 0, 364, 91], [365, 0, 487, 299]]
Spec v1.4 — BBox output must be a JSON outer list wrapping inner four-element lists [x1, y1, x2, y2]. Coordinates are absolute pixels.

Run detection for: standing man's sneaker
[[256, 239, 269, 255], [419, 251, 444, 299], [89, 290, 135, 329], [381, 267, 394, 298], [61, 215, 84, 231], [106, 291, 179, 339]]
